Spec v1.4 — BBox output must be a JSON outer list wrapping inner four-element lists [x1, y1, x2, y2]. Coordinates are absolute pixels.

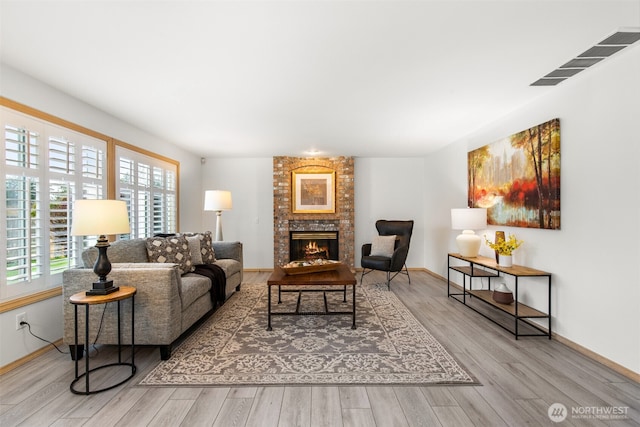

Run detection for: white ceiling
[[1, 1, 639, 157]]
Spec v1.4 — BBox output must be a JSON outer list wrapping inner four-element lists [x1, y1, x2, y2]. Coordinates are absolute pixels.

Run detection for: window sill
[[0, 287, 62, 313]]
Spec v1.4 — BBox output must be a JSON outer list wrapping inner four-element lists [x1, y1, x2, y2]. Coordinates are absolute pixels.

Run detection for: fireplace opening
[[289, 231, 339, 262]]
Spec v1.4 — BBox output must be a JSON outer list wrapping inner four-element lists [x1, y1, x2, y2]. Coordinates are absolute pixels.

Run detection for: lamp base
[[215, 210, 224, 241], [456, 230, 482, 257], [86, 279, 119, 296]]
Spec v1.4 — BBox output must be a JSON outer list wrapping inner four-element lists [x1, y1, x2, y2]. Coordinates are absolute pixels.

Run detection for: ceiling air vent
[[531, 29, 640, 86]]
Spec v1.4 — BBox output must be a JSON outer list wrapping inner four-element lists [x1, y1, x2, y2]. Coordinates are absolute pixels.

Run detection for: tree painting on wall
[[468, 118, 560, 229]]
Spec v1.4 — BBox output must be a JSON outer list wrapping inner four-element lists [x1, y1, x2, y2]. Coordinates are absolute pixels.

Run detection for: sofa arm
[[212, 241, 242, 262], [212, 241, 243, 288], [62, 263, 183, 346]]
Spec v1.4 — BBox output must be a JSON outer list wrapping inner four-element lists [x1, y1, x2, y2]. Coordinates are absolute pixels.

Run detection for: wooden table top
[[69, 286, 137, 305], [448, 253, 551, 277], [268, 264, 357, 286]]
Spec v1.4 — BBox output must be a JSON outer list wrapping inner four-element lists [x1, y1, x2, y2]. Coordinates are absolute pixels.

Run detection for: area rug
[[139, 282, 478, 386]]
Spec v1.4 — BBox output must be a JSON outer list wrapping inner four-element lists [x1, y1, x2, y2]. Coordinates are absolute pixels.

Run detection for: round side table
[[69, 285, 137, 394]]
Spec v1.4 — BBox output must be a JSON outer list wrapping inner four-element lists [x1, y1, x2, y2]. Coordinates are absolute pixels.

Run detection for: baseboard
[[245, 267, 426, 273], [0, 339, 64, 375], [552, 335, 640, 383], [427, 267, 640, 383], [354, 267, 423, 272], [243, 268, 275, 273]]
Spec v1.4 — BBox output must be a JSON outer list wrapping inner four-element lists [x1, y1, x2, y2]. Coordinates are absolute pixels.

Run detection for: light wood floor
[[1, 271, 638, 426]]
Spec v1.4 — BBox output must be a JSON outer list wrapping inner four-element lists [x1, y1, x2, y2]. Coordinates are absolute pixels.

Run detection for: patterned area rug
[[139, 282, 478, 386]]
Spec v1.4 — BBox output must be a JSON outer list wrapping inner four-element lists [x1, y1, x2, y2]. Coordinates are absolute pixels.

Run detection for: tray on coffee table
[[281, 260, 342, 275]]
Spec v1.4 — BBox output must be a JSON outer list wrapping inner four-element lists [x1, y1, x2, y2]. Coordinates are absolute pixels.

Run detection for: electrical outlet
[[16, 312, 27, 330]]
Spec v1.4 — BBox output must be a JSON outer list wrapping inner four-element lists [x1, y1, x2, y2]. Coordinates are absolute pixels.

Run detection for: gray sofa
[[62, 237, 243, 360]]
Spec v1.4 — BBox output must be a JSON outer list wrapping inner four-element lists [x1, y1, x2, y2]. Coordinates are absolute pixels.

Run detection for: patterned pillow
[[370, 234, 397, 257], [200, 231, 217, 263], [145, 235, 194, 274], [180, 231, 216, 264]]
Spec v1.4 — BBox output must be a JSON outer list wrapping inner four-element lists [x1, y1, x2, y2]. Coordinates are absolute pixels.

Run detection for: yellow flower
[[484, 234, 523, 256]]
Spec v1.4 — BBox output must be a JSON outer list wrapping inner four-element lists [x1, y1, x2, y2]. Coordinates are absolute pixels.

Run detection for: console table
[[447, 253, 551, 339]]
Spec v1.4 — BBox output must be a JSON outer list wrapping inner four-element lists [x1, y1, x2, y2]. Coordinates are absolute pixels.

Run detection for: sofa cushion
[[145, 235, 195, 274], [82, 238, 150, 267], [214, 258, 242, 278], [179, 274, 212, 309]]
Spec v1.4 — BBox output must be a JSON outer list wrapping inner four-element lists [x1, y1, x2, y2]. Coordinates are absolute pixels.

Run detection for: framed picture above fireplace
[[292, 170, 335, 213]]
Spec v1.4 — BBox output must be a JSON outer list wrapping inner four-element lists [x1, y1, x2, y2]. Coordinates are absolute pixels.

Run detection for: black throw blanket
[[192, 264, 227, 306]]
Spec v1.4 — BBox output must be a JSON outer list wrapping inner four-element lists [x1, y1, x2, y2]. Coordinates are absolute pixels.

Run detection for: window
[[1, 107, 106, 299], [1, 102, 180, 302], [116, 146, 177, 239]]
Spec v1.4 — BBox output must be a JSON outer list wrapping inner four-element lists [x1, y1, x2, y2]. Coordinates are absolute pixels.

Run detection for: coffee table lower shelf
[[268, 287, 356, 330]]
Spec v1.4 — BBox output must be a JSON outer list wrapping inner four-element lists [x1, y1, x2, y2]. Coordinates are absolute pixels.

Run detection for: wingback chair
[[361, 220, 414, 289]]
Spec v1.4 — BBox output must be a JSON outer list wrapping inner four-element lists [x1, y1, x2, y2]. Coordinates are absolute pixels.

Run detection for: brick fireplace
[[273, 156, 354, 267]]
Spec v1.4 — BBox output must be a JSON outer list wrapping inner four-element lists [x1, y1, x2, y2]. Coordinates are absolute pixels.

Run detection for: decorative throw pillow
[[370, 234, 397, 257], [186, 235, 204, 265], [181, 231, 216, 264], [199, 231, 217, 263], [145, 235, 194, 274]]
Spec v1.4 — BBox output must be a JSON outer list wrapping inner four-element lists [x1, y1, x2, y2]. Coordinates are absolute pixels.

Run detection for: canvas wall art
[[468, 118, 560, 229]]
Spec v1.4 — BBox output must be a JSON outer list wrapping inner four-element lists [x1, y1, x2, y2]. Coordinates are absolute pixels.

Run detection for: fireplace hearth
[[289, 231, 339, 262]]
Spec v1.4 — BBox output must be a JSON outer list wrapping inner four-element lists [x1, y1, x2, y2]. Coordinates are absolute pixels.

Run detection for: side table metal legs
[[70, 296, 136, 395]]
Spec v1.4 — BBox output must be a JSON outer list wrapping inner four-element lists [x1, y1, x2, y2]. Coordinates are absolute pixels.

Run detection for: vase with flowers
[[484, 234, 523, 267], [493, 231, 505, 262]]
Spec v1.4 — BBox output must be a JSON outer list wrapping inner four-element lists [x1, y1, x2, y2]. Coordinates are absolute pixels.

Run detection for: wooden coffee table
[[266, 263, 357, 331]]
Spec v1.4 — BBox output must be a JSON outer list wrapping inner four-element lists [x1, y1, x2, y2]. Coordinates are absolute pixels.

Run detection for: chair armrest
[[390, 245, 409, 271], [362, 243, 372, 257]]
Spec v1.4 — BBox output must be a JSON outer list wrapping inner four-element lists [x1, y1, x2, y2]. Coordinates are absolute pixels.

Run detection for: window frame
[[0, 97, 180, 307], [115, 144, 178, 239]]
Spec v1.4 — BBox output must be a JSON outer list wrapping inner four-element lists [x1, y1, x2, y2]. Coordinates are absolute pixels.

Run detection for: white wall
[[354, 158, 425, 269], [424, 45, 640, 374], [0, 65, 203, 368], [201, 157, 427, 270], [200, 158, 274, 268]]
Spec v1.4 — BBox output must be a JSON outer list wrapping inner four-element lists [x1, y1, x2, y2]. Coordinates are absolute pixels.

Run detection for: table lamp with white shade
[[204, 190, 233, 241], [71, 199, 131, 295], [451, 208, 487, 257]]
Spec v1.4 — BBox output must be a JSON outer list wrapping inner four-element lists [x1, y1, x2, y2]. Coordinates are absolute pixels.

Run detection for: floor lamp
[[204, 190, 233, 241]]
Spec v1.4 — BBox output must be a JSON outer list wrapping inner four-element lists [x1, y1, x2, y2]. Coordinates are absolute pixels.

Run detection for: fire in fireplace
[[290, 231, 339, 262]]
